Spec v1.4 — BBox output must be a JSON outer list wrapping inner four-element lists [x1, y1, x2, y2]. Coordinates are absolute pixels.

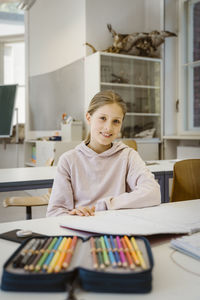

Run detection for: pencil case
[[1, 235, 154, 294]]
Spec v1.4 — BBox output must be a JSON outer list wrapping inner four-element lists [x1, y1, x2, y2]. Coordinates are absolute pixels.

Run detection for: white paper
[[170, 232, 200, 260], [59, 199, 200, 236]]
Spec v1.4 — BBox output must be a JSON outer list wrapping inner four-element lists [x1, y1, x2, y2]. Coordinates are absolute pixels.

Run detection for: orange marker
[[62, 236, 77, 269], [121, 237, 135, 269], [131, 237, 147, 269], [124, 235, 140, 265], [54, 237, 72, 273]]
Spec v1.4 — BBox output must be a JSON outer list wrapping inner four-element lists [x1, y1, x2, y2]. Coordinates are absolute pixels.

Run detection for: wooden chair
[[170, 159, 200, 202], [3, 158, 54, 220], [122, 139, 137, 151]]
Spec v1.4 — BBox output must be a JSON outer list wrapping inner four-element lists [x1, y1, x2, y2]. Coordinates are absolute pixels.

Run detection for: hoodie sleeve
[[46, 155, 74, 217], [95, 150, 161, 211]]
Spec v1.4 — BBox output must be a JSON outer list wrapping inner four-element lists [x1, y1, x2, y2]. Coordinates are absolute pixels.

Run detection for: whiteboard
[[0, 84, 17, 138]]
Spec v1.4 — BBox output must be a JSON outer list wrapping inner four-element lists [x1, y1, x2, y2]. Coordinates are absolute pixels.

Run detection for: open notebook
[[59, 199, 200, 236]]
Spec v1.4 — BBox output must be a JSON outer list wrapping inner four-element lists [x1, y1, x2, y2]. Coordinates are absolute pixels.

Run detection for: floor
[[0, 190, 48, 223]]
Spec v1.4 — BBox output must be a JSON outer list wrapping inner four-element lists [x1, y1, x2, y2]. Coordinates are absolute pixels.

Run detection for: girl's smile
[[101, 132, 112, 138]]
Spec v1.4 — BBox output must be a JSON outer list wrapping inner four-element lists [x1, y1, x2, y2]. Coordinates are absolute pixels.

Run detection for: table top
[[0, 203, 199, 299], [0, 166, 57, 184], [145, 159, 176, 172], [0, 166, 56, 191], [0, 160, 175, 190]]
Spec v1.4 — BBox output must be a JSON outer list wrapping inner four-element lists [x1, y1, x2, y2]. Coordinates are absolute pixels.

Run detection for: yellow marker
[[54, 237, 72, 273], [47, 237, 67, 273], [131, 237, 147, 269], [124, 236, 140, 265]]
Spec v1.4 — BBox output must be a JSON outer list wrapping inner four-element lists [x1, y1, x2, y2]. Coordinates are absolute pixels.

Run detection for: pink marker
[[116, 236, 127, 268]]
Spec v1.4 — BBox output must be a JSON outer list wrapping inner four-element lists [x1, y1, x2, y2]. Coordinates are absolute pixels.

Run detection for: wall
[[29, 59, 85, 131], [28, 0, 86, 76], [164, 0, 178, 136], [27, 0, 86, 138], [85, 0, 163, 56], [28, 0, 164, 78], [28, 0, 164, 75], [144, 0, 164, 31], [85, 0, 145, 55]]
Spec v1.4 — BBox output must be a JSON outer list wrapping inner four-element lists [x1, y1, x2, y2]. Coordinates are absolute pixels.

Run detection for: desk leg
[[26, 207, 32, 220], [154, 173, 165, 203]]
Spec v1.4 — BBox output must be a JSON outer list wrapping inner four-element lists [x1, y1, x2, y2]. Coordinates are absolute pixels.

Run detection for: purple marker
[[116, 236, 127, 268]]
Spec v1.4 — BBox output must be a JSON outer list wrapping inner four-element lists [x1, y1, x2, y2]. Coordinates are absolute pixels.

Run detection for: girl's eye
[[113, 119, 121, 124], [100, 116, 106, 121]]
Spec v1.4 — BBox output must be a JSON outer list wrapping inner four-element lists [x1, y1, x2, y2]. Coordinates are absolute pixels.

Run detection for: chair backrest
[[170, 159, 200, 202], [122, 139, 137, 151]]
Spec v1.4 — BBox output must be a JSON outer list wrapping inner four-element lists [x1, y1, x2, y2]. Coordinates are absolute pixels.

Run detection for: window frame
[[178, 0, 200, 134], [0, 34, 25, 124]]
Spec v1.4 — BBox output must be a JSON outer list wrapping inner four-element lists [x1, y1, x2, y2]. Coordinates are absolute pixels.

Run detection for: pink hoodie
[[46, 141, 161, 217]]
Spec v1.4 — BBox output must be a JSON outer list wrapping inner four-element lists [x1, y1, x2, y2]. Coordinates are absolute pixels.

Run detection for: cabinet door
[[100, 54, 161, 140], [36, 142, 55, 166]]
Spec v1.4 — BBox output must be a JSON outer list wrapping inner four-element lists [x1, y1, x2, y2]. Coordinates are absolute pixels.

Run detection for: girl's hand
[[68, 205, 95, 216]]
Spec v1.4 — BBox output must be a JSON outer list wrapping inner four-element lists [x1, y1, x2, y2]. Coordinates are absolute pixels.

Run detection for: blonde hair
[[85, 90, 127, 144]]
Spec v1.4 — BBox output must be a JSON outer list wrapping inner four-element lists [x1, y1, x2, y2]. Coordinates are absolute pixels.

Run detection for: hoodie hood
[[75, 141, 128, 158]]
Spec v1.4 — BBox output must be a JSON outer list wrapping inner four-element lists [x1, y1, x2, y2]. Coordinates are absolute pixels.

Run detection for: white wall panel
[[28, 0, 86, 76]]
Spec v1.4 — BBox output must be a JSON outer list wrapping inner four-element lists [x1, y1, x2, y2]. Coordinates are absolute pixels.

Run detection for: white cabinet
[[24, 140, 81, 167], [163, 136, 200, 159], [85, 52, 163, 160]]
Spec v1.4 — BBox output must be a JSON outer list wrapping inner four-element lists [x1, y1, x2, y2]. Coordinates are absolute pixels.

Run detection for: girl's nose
[[104, 121, 112, 131]]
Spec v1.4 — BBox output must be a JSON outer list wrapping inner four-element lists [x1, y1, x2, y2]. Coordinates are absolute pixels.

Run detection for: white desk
[[0, 166, 56, 192], [0, 161, 175, 202], [0, 201, 199, 299]]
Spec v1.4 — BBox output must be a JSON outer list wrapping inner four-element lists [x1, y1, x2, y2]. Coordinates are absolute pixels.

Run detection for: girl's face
[[86, 103, 124, 153]]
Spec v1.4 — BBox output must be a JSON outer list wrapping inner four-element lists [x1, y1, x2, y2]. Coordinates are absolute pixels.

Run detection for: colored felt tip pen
[[131, 237, 147, 269], [124, 235, 140, 265], [104, 235, 116, 267]]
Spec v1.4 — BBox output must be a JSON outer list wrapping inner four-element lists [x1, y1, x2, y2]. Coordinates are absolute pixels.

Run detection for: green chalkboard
[[0, 84, 17, 137]]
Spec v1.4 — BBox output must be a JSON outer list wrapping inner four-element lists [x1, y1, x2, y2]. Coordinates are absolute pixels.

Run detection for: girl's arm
[[95, 151, 161, 211], [46, 156, 74, 217]]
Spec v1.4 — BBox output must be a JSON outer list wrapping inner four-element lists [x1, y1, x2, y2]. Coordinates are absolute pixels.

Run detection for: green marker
[[35, 237, 58, 271], [95, 238, 105, 270], [100, 236, 110, 266]]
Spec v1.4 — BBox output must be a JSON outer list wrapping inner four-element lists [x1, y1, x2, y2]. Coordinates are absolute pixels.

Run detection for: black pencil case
[[1, 235, 154, 294]]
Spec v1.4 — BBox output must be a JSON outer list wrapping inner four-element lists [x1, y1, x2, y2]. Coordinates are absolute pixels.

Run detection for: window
[[0, 3, 25, 124], [4, 41, 25, 124], [180, 0, 200, 132]]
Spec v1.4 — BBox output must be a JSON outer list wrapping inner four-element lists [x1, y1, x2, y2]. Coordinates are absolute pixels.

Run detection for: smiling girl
[[46, 90, 161, 217]]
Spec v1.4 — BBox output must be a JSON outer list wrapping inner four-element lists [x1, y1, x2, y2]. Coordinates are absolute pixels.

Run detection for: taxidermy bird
[[86, 24, 177, 58]]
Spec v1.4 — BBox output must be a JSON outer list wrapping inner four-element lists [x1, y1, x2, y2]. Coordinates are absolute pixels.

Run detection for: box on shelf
[[61, 121, 82, 141]]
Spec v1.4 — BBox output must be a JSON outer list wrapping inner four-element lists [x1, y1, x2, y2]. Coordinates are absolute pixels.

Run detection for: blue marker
[[110, 235, 121, 267], [104, 235, 116, 267], [42, 236, 63, 271]]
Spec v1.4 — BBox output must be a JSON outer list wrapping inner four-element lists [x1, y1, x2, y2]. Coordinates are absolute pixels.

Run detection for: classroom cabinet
[[85, 52, 163, 160], [24, 140, 81, 167]]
